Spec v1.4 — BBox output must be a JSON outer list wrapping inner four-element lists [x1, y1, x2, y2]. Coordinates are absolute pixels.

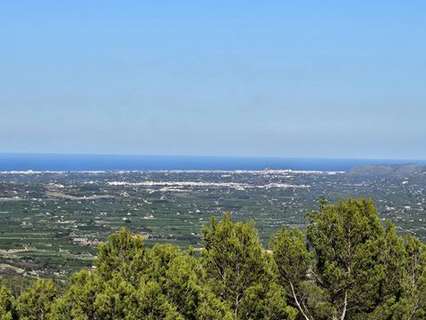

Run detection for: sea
[[0, 153, 422, 172]]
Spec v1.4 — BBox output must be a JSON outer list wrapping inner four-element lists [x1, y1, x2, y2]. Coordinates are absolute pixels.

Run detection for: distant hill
[[349, 163, 426, 176]]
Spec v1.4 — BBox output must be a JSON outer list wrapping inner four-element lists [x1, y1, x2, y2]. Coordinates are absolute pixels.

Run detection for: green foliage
[[271, 227, 328, 319], [126, 280, 184, 320], [15, 279, 57, 320], [269, 198, 426, 320], [202, 213, 296, 319], [306, 199, 386, 318], [195, 291, 233, 320], [0, 285, 15, 320], [4, 198, 426, 320], [49, 269, 103, 320], [95, 227, 146, 285], [271, 228, 312, 284]]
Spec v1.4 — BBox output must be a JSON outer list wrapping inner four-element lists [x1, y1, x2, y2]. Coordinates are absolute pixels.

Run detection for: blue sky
[[1, 1, 425, 159]]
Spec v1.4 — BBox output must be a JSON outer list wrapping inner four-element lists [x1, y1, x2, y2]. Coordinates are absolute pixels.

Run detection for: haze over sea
[[0, 154, 423, 172]]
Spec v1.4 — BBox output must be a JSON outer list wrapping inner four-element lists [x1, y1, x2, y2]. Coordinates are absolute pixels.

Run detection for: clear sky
[[1, 1, 425, 159]]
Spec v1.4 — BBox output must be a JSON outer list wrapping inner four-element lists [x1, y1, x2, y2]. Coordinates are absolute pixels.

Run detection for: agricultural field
[[1, 165, 426, 280]]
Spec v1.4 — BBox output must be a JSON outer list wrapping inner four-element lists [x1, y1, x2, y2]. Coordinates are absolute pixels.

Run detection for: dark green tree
[[49, 269, 104, 320], [271, 227, 331, 320], [307, 198, 386, 319], [96, 228, 146, 285], [370, 235, 426, 320], [202, 213, 296, 319], [15, 279, 57, 320], [125, 280, 184, 320], [0, 285, 16, 320]]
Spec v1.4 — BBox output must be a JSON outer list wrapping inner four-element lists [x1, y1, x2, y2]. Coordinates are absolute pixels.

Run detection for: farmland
[[1, 165, 426, 279]]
